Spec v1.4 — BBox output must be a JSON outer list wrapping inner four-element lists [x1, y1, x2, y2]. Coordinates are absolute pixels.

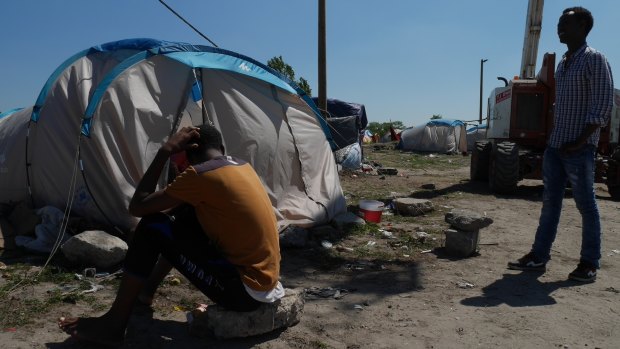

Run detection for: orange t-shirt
[[164, 156, 280, 291]]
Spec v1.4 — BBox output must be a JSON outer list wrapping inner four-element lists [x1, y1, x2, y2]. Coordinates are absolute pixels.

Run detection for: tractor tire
[[489, 141, 519, 194], [607, 148, 620, 201], [471, 140, 491, 181]]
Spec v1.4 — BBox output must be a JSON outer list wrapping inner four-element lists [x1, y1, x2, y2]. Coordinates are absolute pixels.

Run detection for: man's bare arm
[[128, 127, 200, 217]]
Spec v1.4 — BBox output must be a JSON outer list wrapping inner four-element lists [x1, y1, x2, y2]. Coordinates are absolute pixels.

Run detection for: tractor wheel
[[471, 140, 491, 181], [489, 141, 520, 194], [607, 148, 620, 201]]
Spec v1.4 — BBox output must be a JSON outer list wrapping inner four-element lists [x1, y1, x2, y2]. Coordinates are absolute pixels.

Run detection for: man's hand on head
[[162, 127, 200, 154]]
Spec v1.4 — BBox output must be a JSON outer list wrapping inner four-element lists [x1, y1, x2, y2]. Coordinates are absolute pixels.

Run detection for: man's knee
[[130, 213, 173, 244]]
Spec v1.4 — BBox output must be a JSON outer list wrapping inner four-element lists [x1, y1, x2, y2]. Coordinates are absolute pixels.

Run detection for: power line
[[158, 0, 219, 47]]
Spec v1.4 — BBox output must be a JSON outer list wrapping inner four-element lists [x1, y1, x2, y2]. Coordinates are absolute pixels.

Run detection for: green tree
[[366, 122, 384, 135], [267, 56, 312, 96], [390, 121, 405, 129], [430, 114, 443, 119], [296, 77, 312, 97], [366, 121, 406, 136]]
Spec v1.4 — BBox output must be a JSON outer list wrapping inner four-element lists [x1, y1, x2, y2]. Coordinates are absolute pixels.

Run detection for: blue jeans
[[531, 146, 601, 268]]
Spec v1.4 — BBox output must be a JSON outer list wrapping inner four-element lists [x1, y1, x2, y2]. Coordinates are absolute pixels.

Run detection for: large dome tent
[[0, 38, 346, 232]]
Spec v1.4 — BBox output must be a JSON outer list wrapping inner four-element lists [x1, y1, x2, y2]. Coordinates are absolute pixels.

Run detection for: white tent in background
[[466, 124, 488, 152], [399, 119, 467, 154]]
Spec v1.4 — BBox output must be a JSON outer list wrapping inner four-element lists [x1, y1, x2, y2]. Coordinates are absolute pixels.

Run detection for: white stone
[[188, 288, 305, 339], [445, 209, 493, 232], [393, 198, 434, 216], [61, 230, 128, 269]]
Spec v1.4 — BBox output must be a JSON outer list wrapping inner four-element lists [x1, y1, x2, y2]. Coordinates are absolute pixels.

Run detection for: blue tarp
[[310, 98, 368, 150], [467, 124, 487, 132], [311, 98, 368, 130], [427, 119, 464, 127]]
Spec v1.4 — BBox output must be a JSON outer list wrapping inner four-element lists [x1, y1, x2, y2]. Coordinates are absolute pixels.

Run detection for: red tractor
[[471, 55, 620, 200]]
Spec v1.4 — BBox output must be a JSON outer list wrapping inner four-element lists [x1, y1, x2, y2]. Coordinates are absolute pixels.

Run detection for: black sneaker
[[507, 252, 546, 271], [568, 261, 597, 282]]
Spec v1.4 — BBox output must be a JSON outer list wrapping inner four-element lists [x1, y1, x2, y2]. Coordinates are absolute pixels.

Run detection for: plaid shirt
[[548, 43, 614, 148]]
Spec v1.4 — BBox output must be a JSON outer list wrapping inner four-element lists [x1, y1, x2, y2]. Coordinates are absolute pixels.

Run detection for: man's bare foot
[[58, 316, 125, 347]]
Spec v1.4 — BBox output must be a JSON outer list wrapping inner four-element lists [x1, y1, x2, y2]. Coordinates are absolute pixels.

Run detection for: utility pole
[[318, 0, 327, 116], [479, 58, 488, 124]]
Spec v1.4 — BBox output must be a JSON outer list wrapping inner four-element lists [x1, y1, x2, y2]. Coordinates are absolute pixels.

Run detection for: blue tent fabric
[[31, 38, 179, 122], [3, 38, 346, 231], [0, 108, 24, 120], [94, 38, 181, 52], [76, 40, 333, 147], [427, 119, 464, 127], [467, 124, 487, 132]]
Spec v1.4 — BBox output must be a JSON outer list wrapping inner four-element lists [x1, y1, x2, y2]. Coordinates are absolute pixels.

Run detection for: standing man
[[508, 7, 614, 282], [59, 125, 284, 346]]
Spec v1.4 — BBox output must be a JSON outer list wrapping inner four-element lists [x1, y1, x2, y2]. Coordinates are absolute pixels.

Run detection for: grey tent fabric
[[0, 39, 346, 232], [400, 121, 467, 154], [0, 108, 31, 202], [466, 125, 488, 152]]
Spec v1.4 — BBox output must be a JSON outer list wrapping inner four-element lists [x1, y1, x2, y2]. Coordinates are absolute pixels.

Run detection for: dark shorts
[[124, 205, 261, 311]]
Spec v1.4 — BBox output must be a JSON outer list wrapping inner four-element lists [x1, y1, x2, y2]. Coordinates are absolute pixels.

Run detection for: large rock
[[393, 198, 434, 216], [444, 209, 493, 232], [61, 230, 128, 269], [188, 288, 305, 339], [377, 168, 398, 176], [444, 228, 479, 257]]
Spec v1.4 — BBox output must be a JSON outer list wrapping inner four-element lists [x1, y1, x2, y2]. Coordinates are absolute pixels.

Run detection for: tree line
[[267, 55, 445, 136]]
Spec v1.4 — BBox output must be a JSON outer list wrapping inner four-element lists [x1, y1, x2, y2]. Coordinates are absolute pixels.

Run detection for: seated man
[[59, 125, 283, 346]]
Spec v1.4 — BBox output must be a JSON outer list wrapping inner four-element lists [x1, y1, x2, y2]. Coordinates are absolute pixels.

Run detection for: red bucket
[[358, 200, 385, 223]]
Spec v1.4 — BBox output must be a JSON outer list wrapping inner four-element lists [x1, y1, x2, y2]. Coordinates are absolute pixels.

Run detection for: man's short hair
[[186, 124, 223, 158], [563, 7, 594, 35]]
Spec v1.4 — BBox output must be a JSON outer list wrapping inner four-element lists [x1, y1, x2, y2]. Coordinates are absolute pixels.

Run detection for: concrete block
[[444, 228, 479, 257]]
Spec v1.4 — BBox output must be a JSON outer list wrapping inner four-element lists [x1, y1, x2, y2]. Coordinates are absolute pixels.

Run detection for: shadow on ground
[[280, 246, 422, 300], [45, 317, 285, 349], [460, 271, 583, 307], [409, 179, 546, 202]]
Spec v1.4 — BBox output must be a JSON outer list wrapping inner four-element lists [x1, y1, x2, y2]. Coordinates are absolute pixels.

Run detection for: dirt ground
[[1, 145, 619, 349]]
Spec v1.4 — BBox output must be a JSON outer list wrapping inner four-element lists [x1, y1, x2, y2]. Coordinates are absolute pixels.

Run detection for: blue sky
[[1, 1, 618, 127]]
